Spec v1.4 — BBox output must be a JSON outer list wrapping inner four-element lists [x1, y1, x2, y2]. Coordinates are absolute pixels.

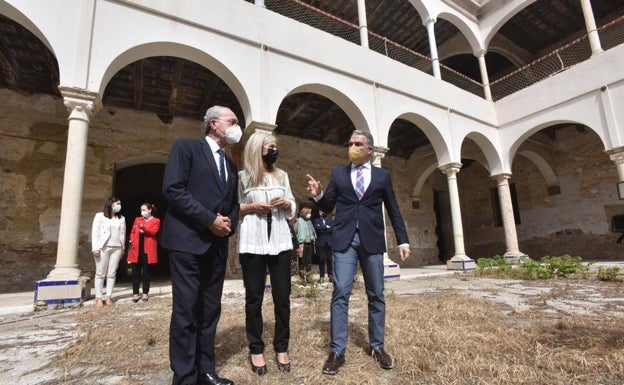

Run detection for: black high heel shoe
[[249, 354, 267, 376], [276, 354, 291, 373]]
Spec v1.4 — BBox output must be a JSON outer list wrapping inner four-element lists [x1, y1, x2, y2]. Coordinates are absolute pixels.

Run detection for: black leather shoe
[[368, 347, 394, 369], [197, 373, 234, 385], [322, 352, 345, 375], [249, 354, 267, 375], [276, 354, 291, 373]]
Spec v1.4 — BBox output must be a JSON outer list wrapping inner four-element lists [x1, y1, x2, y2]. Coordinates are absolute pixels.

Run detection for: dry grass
[[45, 278, 624, 385]]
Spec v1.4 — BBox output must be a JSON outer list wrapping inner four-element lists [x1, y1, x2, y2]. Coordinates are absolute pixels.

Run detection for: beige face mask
[[348, 146, 367, 164]]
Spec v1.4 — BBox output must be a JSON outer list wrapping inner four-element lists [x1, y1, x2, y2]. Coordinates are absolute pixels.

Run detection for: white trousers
[[94, 246, 123, 299]]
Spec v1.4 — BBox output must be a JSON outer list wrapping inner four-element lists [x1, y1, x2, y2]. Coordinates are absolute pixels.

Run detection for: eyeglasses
[[213, 118, 239, 126]]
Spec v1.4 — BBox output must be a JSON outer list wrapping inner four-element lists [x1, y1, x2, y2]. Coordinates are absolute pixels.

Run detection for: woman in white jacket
[[91, 196, 126, 307]]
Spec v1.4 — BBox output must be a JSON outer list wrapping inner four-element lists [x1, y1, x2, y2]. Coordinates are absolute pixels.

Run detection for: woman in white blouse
[[91, 196, 126, 307], [238, 131, 296, 375]]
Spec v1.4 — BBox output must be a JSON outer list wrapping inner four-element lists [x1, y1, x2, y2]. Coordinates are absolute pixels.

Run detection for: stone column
[[372, 146, 400, 279], [425, 17, 441, 79], [476, 50, 492, 101], [439, 163, 475, 270], [493, 173, 527, 263], [608, 148, 624, 181], [357, 0, 369, 48], [580, 0, 603, 56], [35, 87, 100, 307]]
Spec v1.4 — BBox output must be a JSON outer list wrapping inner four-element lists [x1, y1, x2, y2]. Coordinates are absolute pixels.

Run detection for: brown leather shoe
[[322, 352, 345, 375], [369, 347, 394, 369]]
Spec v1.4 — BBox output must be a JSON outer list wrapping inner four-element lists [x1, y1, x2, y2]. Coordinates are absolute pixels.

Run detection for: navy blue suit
[[316, 163, 408, 355], [160, 137, 239, 385]]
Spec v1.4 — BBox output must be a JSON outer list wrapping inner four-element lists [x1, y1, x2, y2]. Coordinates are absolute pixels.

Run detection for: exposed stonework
[[0, 88, 622, 292]]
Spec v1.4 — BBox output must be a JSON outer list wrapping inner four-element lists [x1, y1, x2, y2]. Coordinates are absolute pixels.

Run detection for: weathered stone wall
[[1, 88, 622, 293]]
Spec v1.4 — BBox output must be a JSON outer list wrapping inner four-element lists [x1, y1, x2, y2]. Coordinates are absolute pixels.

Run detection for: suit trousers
[[239, 250, 291, 354], [316, 244, 333, 278], [330, 231, 385, 355], [169, 247, 227, 385]]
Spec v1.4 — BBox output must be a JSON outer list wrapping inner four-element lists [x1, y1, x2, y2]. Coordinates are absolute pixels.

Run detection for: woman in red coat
[[127, 202, 161, 302]]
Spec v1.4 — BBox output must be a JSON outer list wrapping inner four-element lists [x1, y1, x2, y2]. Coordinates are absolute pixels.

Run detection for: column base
[[34, 276, 91, 309], [504, 253, 530, 265], [446, 255, 476, 271], [383, 254, 400, 280]]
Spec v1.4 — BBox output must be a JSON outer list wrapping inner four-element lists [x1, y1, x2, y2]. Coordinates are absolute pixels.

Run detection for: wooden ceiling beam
[[0, 37, 19, 87], [300, 102, 336, 137], [282, 94, 316, 125], [133, 60, 144, 109], [199, 75, 220, 118], [167, 59, 185, 116]]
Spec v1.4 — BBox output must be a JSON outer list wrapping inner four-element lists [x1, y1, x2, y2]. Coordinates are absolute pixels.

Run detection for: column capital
[[492, 173, 512, 183], [58, 86, 102, 116], [439, 162, 462, 176], [246, 120, 277, 136], [424, 17, 436, 27], [372, 146, 388, 167], [474, 49, 487, 58], [607, 147, 624, 163]]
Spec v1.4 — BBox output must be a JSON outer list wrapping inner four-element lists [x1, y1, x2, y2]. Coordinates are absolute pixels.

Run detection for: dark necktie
[[217, 149, 226, 191]]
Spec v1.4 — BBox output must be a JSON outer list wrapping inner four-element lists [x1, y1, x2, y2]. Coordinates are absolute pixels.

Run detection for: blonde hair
[[243, 131, 278, 187]]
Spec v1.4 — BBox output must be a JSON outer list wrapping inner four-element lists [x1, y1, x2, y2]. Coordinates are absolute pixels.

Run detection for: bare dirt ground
[[1, 272, 624, 385]]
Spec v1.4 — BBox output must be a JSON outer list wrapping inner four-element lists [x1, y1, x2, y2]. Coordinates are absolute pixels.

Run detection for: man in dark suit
[[160, 106, 241, 385], [306, 130, 410, 375], [313, 210, 334, 282]]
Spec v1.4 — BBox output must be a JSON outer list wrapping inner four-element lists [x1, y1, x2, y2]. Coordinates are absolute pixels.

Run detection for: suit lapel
[[342, 164, 359, 200], [200, 140, 223, 193]]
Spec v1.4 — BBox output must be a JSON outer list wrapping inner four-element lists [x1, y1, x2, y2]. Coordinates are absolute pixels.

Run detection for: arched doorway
[[114, 162, 169, 279]]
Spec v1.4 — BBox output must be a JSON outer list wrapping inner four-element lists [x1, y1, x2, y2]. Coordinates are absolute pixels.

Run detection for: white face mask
[[113, 204, 121, 213], [305, 214, 311, 219], [141, 210, 149, 218], [224, 124, 242, 144]]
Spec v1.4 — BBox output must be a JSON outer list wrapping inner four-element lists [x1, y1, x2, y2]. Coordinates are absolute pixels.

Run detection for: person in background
[[91, 196, 126, 307], [160, 105, 241, 385], [237, 131, 296, 375], [296, 207, 317, 281], [313, 210, 334, 283], [306, 129, 411, 375], [127, 202, 161, 303], [288, 219, 301, 276]]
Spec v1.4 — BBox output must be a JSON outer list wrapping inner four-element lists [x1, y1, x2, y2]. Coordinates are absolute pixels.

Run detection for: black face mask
[[263, 148, 279, 164]]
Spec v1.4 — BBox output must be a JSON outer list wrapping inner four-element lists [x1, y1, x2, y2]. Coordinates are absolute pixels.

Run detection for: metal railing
[[249, 0, 624, 101]]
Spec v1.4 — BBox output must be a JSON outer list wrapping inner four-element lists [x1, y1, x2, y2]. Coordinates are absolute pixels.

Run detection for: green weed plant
[[476, 254, 592, 280]]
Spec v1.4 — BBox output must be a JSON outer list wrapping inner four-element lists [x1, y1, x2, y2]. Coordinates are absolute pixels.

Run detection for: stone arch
[[0, 2, 55, 55], [279, 83, 369, 136], [394, 112, 452, 165], [517, 150, 559, 187], [483, 0, 536, 48], [95, 42, 252, 125], [115, 155, 168, 171], [508, 119, 608, 162], [462, 131, 505, 175], [437, 11, 484, 54], [411, 163, 439, 200]]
